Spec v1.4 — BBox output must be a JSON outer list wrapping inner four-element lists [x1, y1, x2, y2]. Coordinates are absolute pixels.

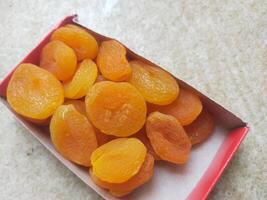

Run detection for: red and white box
[[0, 15, 248, 200]]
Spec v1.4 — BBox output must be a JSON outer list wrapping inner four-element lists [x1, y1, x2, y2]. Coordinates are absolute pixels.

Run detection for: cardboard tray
[[0, 15, 249, 200]]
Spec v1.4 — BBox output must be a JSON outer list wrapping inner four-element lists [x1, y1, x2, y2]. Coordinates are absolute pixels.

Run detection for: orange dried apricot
[[64, 99, 86, 116], [129, 60, 179, 105], [85, 81, 147, 137], [7, 64, 64, 120], [90, 153, 154, 197], [63, 59, 98, 99], [185, 110, 215, 145], [96, 40, 131, 81], [146, 112, 191, 164], [40, 40, 77, 81], [134, 129, 161, 160], [50, 104, 98, 167], [148, 88, 202, 126], [91, 138, 147, 183], [51, 24, 98, 61]]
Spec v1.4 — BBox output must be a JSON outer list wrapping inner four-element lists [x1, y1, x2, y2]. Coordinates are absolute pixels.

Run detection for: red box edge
[[186, 126, 249, 200]]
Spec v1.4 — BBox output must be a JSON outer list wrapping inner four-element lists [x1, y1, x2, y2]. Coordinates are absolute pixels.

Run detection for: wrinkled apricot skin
[[148, 88, 202, 126], [146, 112, 191, 164], [40, 40, 77, 81], [50, 105, 98, 167], [185, 110, 215, 145], [129, 60, 179, 105], [64, 99, 115, 146], [64, 99, 87, 116], [51, 24, 98, 61], [91, 153, 154, 197], [85, 81, 147, 137], [7, 64, 64, 120], [96, 40, 131, 81], [134, 129, 161, 160], [64, 59, 98, 99], [91, 138, 147, 183]]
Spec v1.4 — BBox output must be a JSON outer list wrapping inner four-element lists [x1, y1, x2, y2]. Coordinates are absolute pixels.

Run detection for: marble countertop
[[0, 0, 266, 199]]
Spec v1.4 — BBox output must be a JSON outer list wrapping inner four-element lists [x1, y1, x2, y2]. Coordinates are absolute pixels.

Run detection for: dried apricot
[[129, 60, 179, 105], [64, 99, 86, 116], [96, 40, 131, 81], [7, 64, 64, 120], [146, 112, 191, 164], [40, 40, 77, 81], [134, 129, 161, 160], [50, 104, 98, 167], [91, 138, 147, 183], [51, 24, 98, 61], [85, 81, 147, 137], [148, 88, 202, 125], [90, 153, 154, 197], [185, 110, 215, 145], [63, 59, 97, 99]]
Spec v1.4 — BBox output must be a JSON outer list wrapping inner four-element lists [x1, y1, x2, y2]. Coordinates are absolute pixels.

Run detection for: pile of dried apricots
[[6, 24, 215, 197]]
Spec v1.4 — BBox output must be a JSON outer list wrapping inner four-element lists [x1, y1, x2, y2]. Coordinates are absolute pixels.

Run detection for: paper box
[[0, 15, 248, 200]]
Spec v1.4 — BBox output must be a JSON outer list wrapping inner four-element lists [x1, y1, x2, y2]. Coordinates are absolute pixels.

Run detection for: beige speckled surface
[[0, 0, 266, 199]]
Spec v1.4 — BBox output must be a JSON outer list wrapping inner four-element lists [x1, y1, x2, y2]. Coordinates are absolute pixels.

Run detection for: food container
[[0, 15, 248, 200]]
